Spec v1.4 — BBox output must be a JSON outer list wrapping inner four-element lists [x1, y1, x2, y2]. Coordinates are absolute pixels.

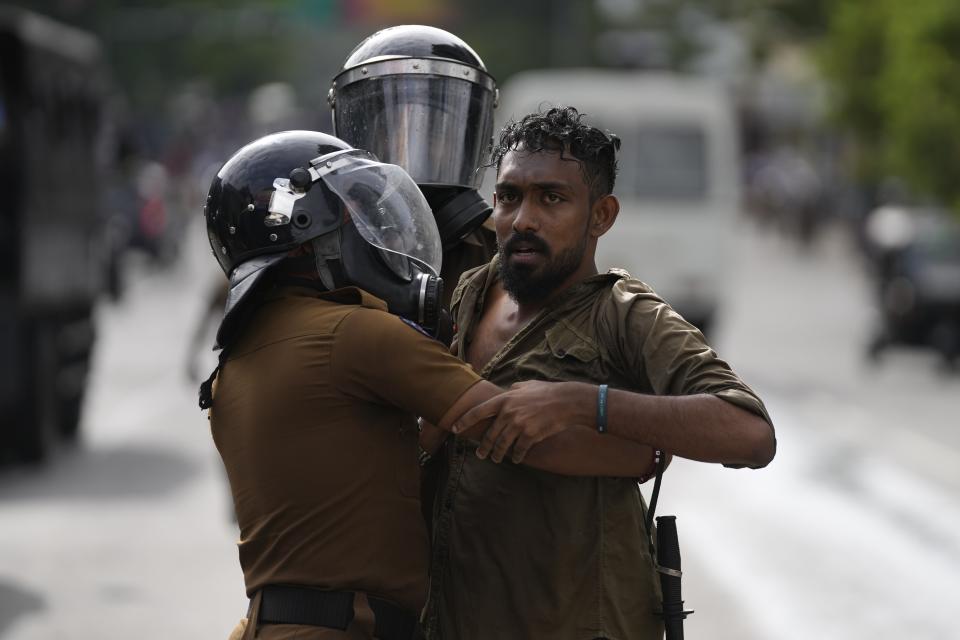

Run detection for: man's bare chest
[[464, 287, 524, 372]]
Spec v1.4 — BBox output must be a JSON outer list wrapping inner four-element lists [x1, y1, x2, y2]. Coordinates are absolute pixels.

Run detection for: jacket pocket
[[512, 322, 603, 382], [546, 323, 600, 363]]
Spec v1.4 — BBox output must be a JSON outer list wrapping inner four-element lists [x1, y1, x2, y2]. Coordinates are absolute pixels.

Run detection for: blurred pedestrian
[[423, 107, 777, 640], [748, 143, 825, 247], [184, 276, 228, 383]]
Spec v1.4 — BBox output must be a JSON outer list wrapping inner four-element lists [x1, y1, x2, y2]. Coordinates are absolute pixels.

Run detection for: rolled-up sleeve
[[601, 279, 775, 460]]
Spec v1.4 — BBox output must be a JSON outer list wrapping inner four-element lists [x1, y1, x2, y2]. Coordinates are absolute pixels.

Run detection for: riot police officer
[[202, 130, 498, 640], [329, 25, 499, 307]]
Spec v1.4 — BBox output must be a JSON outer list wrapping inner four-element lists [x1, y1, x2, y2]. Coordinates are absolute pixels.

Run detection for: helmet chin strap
[[311, 229, 343, 291]]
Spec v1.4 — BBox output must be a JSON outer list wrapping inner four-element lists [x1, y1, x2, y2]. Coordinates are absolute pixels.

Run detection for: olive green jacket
[[425, 256, 772, 640]]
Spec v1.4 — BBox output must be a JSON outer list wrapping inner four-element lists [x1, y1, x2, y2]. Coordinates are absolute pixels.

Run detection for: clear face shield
[[267, 149, 443, 279], [321, 151, 443, 278], [330, 59, 498, 190]]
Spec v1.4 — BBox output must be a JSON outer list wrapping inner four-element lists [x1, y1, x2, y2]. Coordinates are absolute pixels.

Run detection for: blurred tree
[[821, 0, 960, 215], [10, 0, 337, 109], [451, 0, 596, 80]]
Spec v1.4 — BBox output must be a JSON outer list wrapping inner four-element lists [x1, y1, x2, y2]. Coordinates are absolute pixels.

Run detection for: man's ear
[[589, 194, 619, 238]]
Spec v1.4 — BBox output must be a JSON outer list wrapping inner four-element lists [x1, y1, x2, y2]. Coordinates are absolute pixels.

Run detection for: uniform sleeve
[[601, 279, 774, 430], [330, 307, 484, 425]]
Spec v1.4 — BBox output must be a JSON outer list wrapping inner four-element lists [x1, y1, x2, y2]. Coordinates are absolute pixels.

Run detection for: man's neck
[[511, 263, 599, 322], [466, 263, 597, 371]]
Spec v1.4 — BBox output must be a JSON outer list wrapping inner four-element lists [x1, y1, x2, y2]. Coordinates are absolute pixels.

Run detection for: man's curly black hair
[[489, 106, 621, 202]]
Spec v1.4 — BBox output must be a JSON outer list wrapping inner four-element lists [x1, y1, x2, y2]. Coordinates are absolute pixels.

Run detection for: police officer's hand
[[452, 381, 592, 464]]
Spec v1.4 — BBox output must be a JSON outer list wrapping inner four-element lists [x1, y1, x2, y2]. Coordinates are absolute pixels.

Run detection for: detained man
[[422, 107, 776, 640]]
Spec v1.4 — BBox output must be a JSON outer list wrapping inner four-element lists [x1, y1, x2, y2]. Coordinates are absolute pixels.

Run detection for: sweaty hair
[[489, 106, 621, 202]]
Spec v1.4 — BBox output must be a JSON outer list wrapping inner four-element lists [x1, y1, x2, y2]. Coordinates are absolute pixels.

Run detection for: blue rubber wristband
[[597, 384, 608, 434]]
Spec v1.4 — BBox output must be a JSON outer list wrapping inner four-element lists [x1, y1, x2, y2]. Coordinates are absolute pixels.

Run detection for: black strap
[[645, 449, 666, 533], [259, 585, 354, 630], [645, 449, 667, 565], [256, 585, 419, 640], [198, 348, 228, 410]]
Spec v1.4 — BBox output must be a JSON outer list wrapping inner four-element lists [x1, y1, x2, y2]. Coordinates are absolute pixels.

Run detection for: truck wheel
[[57, 395, 84, 443], [13, 323, 59, 464], [54, 314, 94, 442]]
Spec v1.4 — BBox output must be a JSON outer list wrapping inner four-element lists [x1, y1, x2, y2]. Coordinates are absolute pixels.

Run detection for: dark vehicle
[[866, 208, 960, 370], [0, 7, 109, 462]]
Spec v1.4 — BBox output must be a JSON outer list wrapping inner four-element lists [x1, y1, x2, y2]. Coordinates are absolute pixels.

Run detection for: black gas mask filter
[[323, 222, 445, 336]]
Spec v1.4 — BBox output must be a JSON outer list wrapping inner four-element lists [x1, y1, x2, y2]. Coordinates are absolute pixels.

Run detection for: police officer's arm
[[333, 308, 655, 477], [454, 380, 773, 470]]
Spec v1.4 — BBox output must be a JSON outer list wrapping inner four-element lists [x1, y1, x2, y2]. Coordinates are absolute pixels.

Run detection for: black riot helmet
[[205, 130, 445, 347], [329, 25, 498, 249]]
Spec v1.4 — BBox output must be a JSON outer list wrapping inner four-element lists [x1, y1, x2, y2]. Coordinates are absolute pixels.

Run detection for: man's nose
[[512, 198, 539, 233]]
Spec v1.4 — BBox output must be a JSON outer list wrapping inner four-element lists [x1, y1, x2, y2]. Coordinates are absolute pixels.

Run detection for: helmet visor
[[333, 73, 495, 190], [318, 152, 443, 278]]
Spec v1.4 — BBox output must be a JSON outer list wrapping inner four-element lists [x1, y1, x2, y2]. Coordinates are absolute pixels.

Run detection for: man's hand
[[452, 380, 593, 463]]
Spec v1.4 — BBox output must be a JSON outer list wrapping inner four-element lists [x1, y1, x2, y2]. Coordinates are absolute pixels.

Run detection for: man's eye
[[544, 192, 563, 203], [497, 192, 518, 203]]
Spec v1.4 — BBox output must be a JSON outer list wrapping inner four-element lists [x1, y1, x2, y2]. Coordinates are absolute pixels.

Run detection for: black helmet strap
[[311, 229, 344, 291]]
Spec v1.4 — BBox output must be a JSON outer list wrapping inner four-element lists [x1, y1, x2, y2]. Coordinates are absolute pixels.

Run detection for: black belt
[[257, 585, 419, 640]]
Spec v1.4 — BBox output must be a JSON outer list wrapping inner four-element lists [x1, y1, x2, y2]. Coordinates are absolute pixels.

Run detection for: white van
[[489, 69, 741, 332]]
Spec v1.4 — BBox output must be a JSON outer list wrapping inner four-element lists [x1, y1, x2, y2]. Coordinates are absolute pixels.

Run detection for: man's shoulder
[[609, 274, 663, 302], [273, 289, 372, 327], [242, 287, 392, 343], [591, 270, 664, 308], [450, 259, 494, 309], [273, 286, 436, 347], [458, 261, 490, 289], [335, 304, 443, 351], [590, 271, 688, 339]]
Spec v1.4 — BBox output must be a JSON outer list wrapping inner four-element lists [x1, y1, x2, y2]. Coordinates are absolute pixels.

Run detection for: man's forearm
[[426, 415, 656, 477], [520, 427, 657, 477], [604, 386, 775, 468], [447, 379, 773, 474]]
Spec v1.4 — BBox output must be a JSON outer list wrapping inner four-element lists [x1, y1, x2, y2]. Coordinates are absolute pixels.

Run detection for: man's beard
[[499, 231, 587, 305]]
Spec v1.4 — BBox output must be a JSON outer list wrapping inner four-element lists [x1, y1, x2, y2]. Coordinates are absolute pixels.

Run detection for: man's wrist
[[563, 381, 599, 428]]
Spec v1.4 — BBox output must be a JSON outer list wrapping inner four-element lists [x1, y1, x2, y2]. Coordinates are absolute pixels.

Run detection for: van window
[[615, 125, 707, 201]]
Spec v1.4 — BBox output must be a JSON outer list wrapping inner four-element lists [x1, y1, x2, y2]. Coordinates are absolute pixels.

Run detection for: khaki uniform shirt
[[426, 257, 773, 640], [210, 284, 482, 616]]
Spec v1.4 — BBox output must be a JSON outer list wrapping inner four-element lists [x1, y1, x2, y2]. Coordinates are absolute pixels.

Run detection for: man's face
[[493, 148, 594, 304]]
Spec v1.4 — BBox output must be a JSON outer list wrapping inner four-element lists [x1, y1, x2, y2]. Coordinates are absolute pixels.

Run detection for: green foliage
[[820, 0, 960, 213]]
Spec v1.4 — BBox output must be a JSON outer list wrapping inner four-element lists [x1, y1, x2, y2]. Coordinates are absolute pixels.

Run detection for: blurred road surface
[[663, 223, 960, 640], [1, 218, 958, 639]]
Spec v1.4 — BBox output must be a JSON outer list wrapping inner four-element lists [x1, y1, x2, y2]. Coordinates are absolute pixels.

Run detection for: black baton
[[656, 515, 694, 639]]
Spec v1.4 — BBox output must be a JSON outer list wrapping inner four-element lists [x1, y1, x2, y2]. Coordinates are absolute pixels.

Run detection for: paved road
[[662, 224, 960, 640], [1, 219, 957, 639]]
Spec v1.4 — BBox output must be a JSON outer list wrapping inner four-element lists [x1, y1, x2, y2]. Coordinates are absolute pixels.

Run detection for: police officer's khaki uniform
[[210, 283, 482, 639]]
